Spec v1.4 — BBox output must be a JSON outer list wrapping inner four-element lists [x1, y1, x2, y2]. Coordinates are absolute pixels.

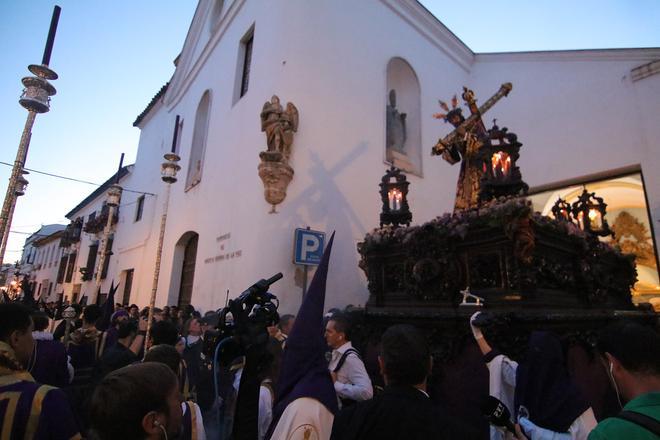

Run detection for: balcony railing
[[83, 210, 118, 234]]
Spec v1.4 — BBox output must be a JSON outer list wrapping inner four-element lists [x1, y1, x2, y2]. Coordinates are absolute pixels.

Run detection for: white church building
[[54, 0, 659, 313]]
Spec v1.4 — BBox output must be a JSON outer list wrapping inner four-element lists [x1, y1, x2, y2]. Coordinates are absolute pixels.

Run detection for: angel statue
[[260, 95, 299, 162]]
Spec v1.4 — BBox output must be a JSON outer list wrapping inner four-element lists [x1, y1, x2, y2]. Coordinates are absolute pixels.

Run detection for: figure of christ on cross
[[432, 83, 513, 212]]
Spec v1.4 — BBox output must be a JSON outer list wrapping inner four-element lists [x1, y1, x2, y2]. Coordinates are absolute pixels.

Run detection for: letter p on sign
[[302, 236, 320, 260]]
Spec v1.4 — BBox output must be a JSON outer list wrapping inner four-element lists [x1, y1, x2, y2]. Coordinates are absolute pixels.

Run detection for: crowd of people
[[1, 244, 659, 440]]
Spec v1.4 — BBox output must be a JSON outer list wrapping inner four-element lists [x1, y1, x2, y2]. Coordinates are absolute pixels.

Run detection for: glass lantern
[[106, 184, 123, 207], [379, 166, 412, 228], [14, 172, 29, 197], [161, 153, 182, 184], [571, 188, 612, 237], [551, 198, 573, 222]]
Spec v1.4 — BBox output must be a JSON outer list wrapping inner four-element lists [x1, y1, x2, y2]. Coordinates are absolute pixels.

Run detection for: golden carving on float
[[611, 211, 656, 269]]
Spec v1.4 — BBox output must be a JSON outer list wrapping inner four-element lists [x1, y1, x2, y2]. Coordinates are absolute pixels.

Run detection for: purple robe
[[266, 233, 338, 439], [100, 327, 118, 355], [0, 372, 80, 439], [29, 339, 69, 388]]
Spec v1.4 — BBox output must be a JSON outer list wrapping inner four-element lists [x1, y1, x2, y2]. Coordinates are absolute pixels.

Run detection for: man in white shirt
[[325, 314, 373, 407]]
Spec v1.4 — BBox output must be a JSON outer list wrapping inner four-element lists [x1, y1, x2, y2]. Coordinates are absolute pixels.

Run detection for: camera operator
[[204, 273, 284, 440]]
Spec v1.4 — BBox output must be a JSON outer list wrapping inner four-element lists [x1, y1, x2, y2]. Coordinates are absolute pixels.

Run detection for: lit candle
[[388, 189, 402, 211], [588, 208, 602, 230], [491, 152, 500, 177], [491, 151, 511, 178]]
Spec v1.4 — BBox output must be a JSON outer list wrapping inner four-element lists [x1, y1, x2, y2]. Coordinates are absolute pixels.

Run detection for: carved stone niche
[[258, 95, 299, 213]]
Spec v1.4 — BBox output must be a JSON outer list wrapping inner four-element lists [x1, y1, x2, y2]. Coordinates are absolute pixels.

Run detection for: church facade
[[54, 0, 660, 313]]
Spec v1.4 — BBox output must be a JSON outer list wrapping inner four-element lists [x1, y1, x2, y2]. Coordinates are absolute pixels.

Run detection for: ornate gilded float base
[[258, 158, 294, 213]]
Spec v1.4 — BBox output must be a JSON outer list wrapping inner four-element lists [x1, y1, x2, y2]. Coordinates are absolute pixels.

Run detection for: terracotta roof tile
[[133, 83, 169, 127]]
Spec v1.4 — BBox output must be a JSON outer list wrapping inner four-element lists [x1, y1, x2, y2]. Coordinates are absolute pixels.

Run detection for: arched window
[[385, 57, 422, 176], [186, 91, 211, 189]]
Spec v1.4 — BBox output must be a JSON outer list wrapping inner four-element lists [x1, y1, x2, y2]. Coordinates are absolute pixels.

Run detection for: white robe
[[268, 397, 334, 440]]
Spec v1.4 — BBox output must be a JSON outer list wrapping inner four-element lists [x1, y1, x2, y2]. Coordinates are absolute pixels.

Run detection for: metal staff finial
[[28, 5, 61, 80], [42, 5, 62, 66], [115, 153, 125, 184], [171, 115, 180, 153]]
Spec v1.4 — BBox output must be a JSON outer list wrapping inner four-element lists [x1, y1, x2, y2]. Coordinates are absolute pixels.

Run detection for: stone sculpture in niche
[[258, 95, 298, 213], [386, 89, 415, 172], [386, 89, 407, 153]]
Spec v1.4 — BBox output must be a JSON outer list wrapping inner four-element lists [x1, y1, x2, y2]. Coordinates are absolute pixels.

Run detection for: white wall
[[125, 0, 659, 314], [470, 50, 660, 248]]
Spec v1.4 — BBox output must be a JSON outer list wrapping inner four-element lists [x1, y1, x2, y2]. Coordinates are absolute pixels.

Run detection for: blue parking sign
[[294, 228, 326, 265]]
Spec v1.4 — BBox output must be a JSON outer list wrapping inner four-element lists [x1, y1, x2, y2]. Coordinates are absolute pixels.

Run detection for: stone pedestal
[[258, 157, 294, 213]]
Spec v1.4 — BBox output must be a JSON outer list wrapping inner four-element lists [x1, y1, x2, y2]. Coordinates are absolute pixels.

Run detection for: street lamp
[[145, 116, 182, 351], [62, 305, 77, 347], [106, 184, 122, 207], [14, 171, 29, 197], [0, 6, 61, 267], [93, 154, 124, 303]]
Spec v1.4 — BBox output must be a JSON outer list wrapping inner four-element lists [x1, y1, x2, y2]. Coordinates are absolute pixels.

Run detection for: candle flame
[[388, 189, 403, 211], [491, 151, 511, 177]]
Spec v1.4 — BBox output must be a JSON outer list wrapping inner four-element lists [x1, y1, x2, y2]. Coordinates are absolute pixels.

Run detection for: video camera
[[203, 273, 282, 365]]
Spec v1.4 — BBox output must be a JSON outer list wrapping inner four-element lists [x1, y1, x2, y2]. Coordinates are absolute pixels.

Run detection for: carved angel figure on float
[[260, 95, 299, 162]]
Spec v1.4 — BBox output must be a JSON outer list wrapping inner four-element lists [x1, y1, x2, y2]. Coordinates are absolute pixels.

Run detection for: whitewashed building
[[17, 224, 66, 300], [57, 167, 137, 303], [56, 0, 660, 313]]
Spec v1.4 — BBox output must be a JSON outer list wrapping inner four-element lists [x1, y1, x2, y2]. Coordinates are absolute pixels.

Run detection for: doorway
[[122, 269, 134, 305], [177, 234, 198, 308]]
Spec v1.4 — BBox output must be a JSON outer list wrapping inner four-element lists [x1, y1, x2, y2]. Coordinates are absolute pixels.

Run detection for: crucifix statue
[[432, 83, 512, 211]]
